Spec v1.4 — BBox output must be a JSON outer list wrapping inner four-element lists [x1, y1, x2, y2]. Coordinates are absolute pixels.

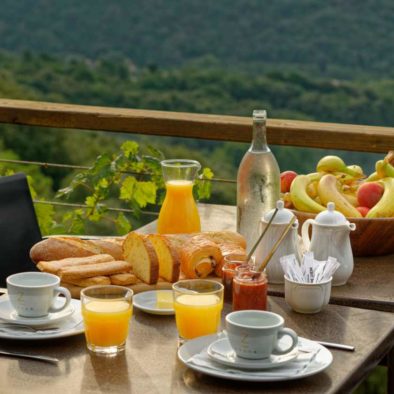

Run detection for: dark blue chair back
[[0, 173, 41, 286]]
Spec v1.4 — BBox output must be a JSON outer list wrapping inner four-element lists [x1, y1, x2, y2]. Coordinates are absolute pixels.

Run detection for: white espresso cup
[[7, 272, 71, 318], [225, 310, 298, 359]]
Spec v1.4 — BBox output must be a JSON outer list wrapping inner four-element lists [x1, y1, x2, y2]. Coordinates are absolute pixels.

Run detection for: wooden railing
[[0, 99, 393, 153]]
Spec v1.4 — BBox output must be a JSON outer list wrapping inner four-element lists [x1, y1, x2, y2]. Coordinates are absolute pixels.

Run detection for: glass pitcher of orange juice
[[157, 159, 201, 234]]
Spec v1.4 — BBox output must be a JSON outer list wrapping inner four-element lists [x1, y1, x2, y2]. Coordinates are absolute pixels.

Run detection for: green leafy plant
[[53, 141, 213, 235]]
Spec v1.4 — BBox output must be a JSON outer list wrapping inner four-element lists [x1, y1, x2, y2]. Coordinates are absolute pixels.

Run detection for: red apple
[[356, 206, 370, 217], [356, 182, 384, 209], [280, 171, 298, 193]]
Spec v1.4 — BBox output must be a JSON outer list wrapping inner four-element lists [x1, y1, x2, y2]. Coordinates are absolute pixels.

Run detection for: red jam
[[222, 261, 246, 302], [232, 268, 267, 311]]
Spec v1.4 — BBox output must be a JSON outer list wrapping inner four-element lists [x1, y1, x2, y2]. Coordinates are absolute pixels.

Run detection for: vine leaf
[[116, 212, 132, 234]]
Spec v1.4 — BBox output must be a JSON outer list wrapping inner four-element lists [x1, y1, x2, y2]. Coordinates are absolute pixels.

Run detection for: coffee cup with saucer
[[5, 272, 72, 324], [207, 336, 298, 370], [209, 310, 298, 368]]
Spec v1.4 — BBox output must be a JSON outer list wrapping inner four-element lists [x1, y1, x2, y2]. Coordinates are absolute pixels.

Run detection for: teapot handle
[[301, 219, 315, 251]]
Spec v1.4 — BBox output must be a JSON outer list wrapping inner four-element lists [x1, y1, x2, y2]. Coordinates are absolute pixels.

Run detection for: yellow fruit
[[366, 178, 394, 218], [317, 156, 364, 177], [290, 174, 325, 213], [317, 174, 362, 218]]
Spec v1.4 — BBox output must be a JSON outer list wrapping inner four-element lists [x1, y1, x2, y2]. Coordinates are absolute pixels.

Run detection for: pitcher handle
[[301, 219, 314, 251]]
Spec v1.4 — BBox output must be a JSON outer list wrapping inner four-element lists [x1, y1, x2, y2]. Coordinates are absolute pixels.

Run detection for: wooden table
[[141, 204, 394, 313], [0, 297, 392, 394]]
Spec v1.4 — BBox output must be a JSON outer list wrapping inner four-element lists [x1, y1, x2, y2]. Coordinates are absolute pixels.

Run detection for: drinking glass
[[172, 279, 223, 344], [81, 285, 133, 355], [157, 159, 201, 234]]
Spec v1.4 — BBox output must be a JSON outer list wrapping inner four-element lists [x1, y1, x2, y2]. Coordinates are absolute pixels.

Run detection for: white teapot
[[254, 200, 300, 284], [301, 202, 356, 286]]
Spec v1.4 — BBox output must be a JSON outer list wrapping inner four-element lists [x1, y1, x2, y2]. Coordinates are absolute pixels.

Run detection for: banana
[[333, 171, 359, 185], [376, 160, 386, 178], [316, 156, 363, 177], [345, 164, 364, 178], [317, 174, 362, 217], [365, 172, 380, 182], [374, 159, 394, 178], [366, 177, 394, 218], [290, 173, 326, 213], [342, 192, 358, 207], [384, 162, 394, 177]]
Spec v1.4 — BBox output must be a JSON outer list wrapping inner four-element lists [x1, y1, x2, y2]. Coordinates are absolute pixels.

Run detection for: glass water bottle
[[236, 110, 280, 252]]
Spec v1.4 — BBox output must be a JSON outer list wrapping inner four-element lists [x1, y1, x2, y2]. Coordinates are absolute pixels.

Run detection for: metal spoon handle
[[0, 350, 59, 364], [317, 341, 355, 351], [246, 208, 279, 262]]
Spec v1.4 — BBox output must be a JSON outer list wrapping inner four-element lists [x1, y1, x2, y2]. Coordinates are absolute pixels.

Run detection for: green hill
[[1, 0, 394, 77]]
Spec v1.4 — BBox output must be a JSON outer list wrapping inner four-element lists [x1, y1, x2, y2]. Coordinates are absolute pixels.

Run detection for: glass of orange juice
[[157, 159, 201, 234], [172, 279, 224, 344], [81, 285, 133, 355]]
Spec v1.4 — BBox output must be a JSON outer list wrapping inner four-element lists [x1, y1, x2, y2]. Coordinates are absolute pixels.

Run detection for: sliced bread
[[123, 232, 159, 285], [147, 234, 180, 282]]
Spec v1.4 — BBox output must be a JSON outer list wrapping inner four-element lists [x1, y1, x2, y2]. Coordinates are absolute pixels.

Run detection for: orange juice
[[82, 300, 132, 347], [174, 294, 223, 339], [158, 180, 201, 234]]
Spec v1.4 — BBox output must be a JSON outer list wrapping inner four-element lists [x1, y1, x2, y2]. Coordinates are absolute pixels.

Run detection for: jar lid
[[263, 200, 295, 224], [314, 202, 347, 225]]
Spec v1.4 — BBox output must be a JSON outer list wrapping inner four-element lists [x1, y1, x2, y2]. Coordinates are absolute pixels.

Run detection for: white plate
[[178, 334, 333, 382], [0, 295, 74, 326], [133, 290, 175, 315], [207, 337, 298, 370], [0, 298, 84, 340]]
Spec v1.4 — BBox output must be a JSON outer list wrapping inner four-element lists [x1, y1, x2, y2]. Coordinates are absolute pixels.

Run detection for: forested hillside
[[0, 51, 386, 200], [1, 0, 394, 77]]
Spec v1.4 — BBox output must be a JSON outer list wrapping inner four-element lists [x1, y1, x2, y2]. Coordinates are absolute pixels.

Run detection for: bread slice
[[123, 232, 159, 285], [148, 234, 180, 282]]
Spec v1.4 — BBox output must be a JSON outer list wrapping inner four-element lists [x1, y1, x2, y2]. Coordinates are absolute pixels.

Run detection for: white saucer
[[207, 337, 298, 370], [0, 295, 74, 326], [133, 290, 175, 315], [0, 298, 84, 340], [178, 334, 333, 382]]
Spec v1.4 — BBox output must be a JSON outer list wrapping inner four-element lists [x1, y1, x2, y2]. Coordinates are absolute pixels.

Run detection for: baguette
[[37, 254, 115, 274], [110, 273, 139, 286], [30, 237, 101, 263], [89, 238, 124, 260], [123, 232, 159, 285], [62, 276, 111, 287], [30, 236, 125, 263], [59, 260, 132, 281]]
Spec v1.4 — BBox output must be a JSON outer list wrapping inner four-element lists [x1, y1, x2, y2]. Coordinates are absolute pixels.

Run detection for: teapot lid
[[315, 202, 347, 225], [263, 200, 295, 224]]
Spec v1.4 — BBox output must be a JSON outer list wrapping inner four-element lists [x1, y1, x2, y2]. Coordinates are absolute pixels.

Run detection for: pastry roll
[[180, 235, 222, 279]]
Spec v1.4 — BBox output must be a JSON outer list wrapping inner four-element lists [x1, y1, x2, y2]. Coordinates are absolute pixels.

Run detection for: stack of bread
[[29, 231, 246, 294]]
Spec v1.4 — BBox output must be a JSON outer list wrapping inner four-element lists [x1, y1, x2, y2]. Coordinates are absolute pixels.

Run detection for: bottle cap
[[314, 202, 347, 225], [263, 200, 295, 225]]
